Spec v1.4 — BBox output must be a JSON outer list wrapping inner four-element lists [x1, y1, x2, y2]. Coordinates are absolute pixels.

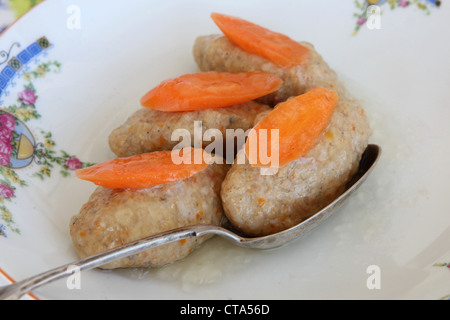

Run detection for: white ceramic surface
[[0, 0, 449, 300]]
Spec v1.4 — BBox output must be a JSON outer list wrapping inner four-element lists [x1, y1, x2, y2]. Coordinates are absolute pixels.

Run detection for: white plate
[[0, 0, 449, 300]]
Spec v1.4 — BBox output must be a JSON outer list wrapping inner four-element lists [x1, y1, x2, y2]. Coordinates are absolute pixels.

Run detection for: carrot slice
[[140, 71, 282, 112], [76, 148, 210, 190], [211, 12, 310, 68], [245, 87, 338, 168]]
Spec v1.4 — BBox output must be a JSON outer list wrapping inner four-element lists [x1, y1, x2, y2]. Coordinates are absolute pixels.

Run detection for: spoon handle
[[0, 225, 218, 300]]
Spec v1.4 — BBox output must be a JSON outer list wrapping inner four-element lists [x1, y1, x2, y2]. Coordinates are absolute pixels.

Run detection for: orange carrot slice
[[140, 71, 282, 112], [245, 87, 338, 168], [76, 148, 210, 190], [211, 12, 310, 68]]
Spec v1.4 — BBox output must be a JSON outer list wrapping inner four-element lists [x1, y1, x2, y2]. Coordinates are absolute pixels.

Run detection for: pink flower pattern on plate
[[0, 113, 16, 132], [0, 184, 14, 199], [66, 157, 83, 171], [18, 89, 37, 105], [0, 113, 16, 166]]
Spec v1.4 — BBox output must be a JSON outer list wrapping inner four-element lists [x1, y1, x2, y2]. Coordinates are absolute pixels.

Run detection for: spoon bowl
[[0, 144, 380, 300]]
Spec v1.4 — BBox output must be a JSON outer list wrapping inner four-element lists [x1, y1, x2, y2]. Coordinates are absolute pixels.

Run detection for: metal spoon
[[0, 144, 380, 300]]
